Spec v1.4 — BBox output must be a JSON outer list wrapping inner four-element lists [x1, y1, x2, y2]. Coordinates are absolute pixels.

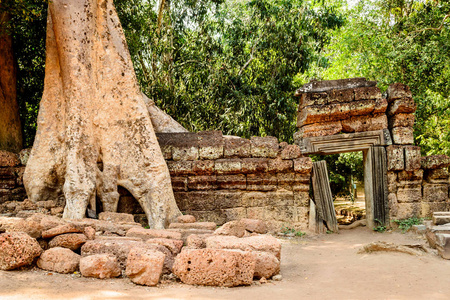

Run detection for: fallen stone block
[[251, 251, 280, 279], [169, 228, 215, 243], [37, 247, 80, 274], [0, 232, 43, 270], [80, 254, 121, 279], [168, 222, 217, 231], [177, 215, 196, 223], [205, 235, 281, 260], [173, 248, 255, 287], [0, 216, 43, 238], [146, 238, 184, 255], [433, 213, 450, 225], [41, 223, 84, 239], [426, 225, 450, 249], [436, 234, 450, 259], [126, 247, 165, 286], [98, 212, 135, 224], [48, 233, 87, 251], [421, 155, 450, 170], [186, 234, 213, 249], [126, 227, 182, 241], [81, 238, 173, 273], [240, 219, 268, 234], [214, 220, 246, 238]]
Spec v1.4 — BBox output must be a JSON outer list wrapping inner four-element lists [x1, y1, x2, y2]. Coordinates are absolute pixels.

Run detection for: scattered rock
[[48, 233, 87, 250], [126, 247, 165, 286], [84, 226, 96, 240], [80, 254, 121, 279], [98, 212, 135, 224], [146, 238, 183, 255], [205, 235, 282, 259], [240, 219, 268, 234], [177, 215, 196, 223], [272, 274, 282, 281], [252, 251, 280, 279], [173, 248, 255, 287], [126, 227, 182, 241], [186, 234, 213, 249], [37, 247, 80, 273], [41, 224, 84, 239], [81, 238, 173, 273], [358, 241, 427, 256], [168, 222, 217, 231], [214, 220, 246, 237], [0, 232, 43, 270], [0, 216, 43, 238]]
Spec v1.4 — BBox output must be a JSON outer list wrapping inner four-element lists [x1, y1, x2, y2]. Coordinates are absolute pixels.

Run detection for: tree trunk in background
[[0, 12, 23, 153], [24, 0, 182, 228]]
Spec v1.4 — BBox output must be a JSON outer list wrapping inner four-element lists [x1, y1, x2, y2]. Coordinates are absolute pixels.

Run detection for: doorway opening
[[315, 152, 366, 226]]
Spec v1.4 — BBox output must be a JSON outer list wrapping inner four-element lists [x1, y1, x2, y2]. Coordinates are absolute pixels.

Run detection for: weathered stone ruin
[[0, 212, 281, 287], [294, 78, 450, 229]]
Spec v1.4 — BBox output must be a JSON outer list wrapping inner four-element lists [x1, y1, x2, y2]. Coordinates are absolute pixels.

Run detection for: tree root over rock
[[358, 241, 428, 256]]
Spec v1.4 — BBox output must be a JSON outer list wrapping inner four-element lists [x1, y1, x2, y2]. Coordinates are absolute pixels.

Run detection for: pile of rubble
[[425, 212, 450, 259], [0, 212, 281, 287]]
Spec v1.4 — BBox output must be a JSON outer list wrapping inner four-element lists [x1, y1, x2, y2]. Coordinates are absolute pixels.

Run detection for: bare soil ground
[[2, 227, 450, 300]]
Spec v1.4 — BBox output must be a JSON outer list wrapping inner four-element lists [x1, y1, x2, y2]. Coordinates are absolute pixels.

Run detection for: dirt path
[[1, 227, 450, 300]]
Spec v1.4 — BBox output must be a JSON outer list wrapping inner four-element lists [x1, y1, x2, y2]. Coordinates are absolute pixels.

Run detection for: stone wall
[[387, 152, 450, 219], [156, 131, 312, 231], [0, 150, 28, 216], [295, 78, 450, 221], [0, 133, 313, 231]]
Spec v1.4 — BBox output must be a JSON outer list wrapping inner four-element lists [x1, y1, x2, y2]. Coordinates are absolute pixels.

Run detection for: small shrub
[[281, 226, 306, 237], [394, 217, 424, 233]]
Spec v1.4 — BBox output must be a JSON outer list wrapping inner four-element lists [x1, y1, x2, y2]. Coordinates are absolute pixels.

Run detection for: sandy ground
[[1, 227, 450, 300]]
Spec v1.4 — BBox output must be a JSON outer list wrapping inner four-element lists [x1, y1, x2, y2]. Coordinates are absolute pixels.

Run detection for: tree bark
[[23, 0, 182, 228], [0, 12, 23, 153]]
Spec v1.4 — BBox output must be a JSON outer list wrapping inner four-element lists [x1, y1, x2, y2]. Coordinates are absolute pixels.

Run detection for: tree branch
[[409, 14, 449, 36], [238, 35, 263, 76]]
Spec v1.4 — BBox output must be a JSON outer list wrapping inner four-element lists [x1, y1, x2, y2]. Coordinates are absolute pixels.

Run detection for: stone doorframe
[[296, 129, 392, 229]]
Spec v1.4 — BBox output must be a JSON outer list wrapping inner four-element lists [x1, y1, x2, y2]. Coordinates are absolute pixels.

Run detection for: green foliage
[[116, 0, 344, 142], [312, 152, 363, 198], [281, 226, 306, 237], [320, 0, 450, 156], [394, 217, 423, 233], [373, 219, 387, 233], [1, 0, 47, 148]]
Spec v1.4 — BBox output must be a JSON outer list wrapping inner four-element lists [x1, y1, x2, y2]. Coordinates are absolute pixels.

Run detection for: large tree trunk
[[23, 0, 182, 228], [0, 12, 23, 153]]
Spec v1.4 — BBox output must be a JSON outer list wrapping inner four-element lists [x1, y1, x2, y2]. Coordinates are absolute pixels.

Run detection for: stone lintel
[[295, 78, 377, 94], [296, 129, 392, 155]]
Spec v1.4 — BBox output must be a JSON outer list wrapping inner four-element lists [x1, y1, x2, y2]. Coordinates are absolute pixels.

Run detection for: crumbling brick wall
[[295, 78, 450, 220], [156, 131, 312, 231]]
